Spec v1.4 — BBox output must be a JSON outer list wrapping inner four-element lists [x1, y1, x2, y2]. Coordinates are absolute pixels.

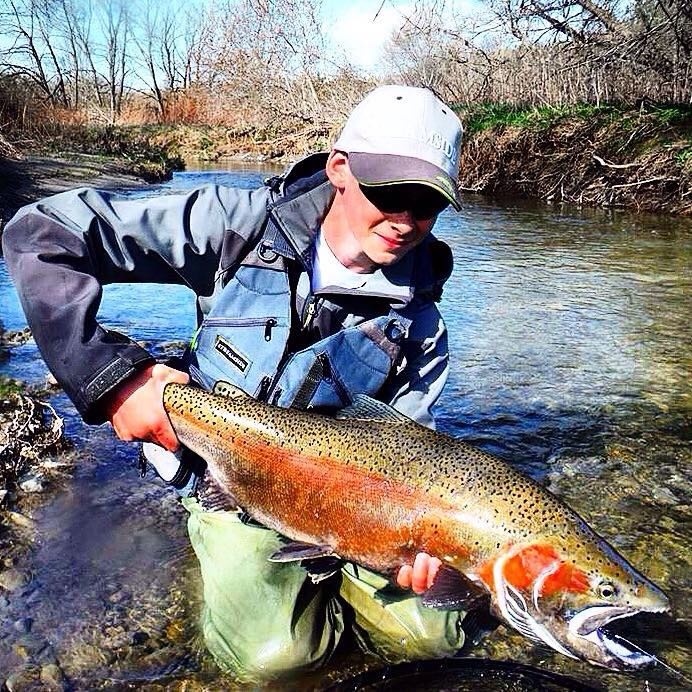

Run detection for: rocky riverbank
[[0, 336, 75, 688], [0, 330, 200, 691]]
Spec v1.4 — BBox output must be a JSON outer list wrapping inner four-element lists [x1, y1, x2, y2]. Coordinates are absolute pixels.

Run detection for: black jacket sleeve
[[1, 184, 269, 422]]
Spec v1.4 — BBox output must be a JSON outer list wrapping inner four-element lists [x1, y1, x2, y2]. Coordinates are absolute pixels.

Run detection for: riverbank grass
[[34, 124, 185, 181]]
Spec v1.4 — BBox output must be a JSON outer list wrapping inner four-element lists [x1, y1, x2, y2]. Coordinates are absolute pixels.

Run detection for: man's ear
[[326, 150, 350, 188]]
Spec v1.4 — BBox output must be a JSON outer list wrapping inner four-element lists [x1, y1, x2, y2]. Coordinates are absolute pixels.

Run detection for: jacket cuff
[[76, 349, 156, 424]]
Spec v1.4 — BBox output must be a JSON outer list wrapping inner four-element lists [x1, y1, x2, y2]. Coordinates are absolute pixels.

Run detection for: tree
[[0, 0, 71, 106], [381, 0, 692, 105]]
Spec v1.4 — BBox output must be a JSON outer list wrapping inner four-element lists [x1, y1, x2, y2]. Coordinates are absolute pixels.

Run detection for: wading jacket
[[2, 154, 453, 428]]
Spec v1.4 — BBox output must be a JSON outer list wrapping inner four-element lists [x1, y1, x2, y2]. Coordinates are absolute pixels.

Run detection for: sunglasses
[[359, 183, 450, 220]]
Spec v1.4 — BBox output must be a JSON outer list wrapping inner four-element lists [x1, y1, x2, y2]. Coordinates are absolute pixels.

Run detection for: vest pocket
[[189, 316, 288, 396], [272, 318, 401, 411]]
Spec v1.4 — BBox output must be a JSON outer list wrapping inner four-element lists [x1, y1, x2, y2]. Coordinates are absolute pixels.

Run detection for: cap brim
[[347, 152, 461, 210]]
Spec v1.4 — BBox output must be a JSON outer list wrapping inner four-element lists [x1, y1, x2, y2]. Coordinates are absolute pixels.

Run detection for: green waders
[[184, 499, 466, 683]]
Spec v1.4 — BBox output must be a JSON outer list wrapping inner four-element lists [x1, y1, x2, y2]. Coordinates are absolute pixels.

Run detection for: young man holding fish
[[3, 86, 468, 680]]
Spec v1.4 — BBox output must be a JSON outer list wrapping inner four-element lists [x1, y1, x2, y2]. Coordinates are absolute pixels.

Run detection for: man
[[2, 85, 466, 681]]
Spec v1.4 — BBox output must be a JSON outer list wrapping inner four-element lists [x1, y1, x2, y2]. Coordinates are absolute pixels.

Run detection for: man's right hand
[[105, 363, 189, 451]]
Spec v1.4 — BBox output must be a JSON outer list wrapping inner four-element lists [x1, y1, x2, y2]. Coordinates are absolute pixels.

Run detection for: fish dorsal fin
[[421, 565, 489, 611], [212, 380, 250, 400], [336, 395, 412, 423]]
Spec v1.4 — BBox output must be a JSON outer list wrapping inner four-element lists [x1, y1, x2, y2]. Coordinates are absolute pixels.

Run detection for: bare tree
[[483, 0, 691, 98], [130, 0, 204, 119], [382, 0, 692, 105], [99, 0, 130, 121], [189, 0, 334, 129], [0, 0, 69, 106]]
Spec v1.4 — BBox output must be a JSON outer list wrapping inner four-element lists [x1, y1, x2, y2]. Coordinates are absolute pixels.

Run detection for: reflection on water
[[0, 168, 690, 689]]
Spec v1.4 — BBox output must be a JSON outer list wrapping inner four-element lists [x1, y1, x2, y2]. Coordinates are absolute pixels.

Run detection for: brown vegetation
[[0, 0, 690, 216], [458, 107, 692, 215]]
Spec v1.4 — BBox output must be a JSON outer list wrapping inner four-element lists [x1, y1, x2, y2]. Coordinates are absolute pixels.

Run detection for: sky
[[321, 0, 480, 73], [322, 0, 415, 72]]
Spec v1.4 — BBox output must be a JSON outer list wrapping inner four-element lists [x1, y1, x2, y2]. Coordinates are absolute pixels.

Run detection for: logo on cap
[[427, 131, 458, 165]]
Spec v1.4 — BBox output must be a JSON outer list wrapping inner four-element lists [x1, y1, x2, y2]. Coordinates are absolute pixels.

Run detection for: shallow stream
[[0, 165, 689, 690]]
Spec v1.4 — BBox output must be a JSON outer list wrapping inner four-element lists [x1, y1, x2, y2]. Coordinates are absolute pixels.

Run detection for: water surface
[[0, 166, 689, 689]]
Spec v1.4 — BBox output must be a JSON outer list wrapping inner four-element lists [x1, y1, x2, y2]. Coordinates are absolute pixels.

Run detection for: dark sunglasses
[[359, 183, 450, 220]]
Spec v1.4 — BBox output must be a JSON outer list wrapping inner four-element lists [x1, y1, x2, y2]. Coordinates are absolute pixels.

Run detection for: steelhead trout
[[162, 382, 670, 670]]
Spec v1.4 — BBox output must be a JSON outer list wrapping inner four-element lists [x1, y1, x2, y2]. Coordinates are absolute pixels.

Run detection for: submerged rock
[[4, 665, 41, 691], [39, 663, 68, 690], [0, 567, 30, 592], [18, 473, 44, 494]]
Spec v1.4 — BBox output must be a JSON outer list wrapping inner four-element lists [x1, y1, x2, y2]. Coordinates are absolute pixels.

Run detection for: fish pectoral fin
[[421, 565, 489, 611], [459, 606, 501, 646], [269, 541, 338, 562], [302, 556, 345, 584], [336, 395, 412, 424]]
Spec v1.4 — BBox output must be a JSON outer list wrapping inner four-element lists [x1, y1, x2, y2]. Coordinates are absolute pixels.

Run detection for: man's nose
[[387, 209, 416, 226]]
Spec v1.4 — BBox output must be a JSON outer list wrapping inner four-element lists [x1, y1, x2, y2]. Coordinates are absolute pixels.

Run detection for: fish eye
[[597, 580, 617, 600]]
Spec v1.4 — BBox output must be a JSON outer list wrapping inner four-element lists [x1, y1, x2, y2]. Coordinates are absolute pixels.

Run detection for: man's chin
[[368, 245, 413, 267]]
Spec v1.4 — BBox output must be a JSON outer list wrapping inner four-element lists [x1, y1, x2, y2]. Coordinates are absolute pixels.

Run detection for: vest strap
[[289, 355, 326, 410]]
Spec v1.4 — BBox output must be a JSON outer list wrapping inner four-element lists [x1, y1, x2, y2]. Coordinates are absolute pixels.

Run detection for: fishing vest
[[186, 221, 411, 411]]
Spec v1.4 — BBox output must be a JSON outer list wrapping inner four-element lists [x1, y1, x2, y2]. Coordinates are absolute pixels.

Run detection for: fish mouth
[[568, 605, 669, 669]]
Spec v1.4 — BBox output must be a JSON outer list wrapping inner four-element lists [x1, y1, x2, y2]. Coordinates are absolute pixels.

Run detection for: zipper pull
[[189, 325, 202, 352], [303, 296, 318, 330], [265, 318, 277, 341]]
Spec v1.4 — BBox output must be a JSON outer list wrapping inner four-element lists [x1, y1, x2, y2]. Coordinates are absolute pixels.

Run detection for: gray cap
[[333, 85, 463, 209]]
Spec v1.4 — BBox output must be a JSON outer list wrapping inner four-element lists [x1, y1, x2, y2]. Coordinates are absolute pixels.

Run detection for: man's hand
[[105, 363, 189, 451], [396, 552, 442, 594]]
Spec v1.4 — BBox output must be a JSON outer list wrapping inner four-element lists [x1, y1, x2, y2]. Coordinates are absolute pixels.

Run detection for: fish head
[[487, 539, 671, 669]]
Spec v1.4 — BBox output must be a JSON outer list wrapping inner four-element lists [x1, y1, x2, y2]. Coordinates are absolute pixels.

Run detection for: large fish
[[162, 382, 671, 670]]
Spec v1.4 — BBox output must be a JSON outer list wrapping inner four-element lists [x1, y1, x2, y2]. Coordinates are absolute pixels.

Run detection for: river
[[0, 165, 689, 690]]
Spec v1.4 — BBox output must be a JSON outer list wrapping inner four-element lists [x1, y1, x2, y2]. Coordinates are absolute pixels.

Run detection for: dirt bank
[[0, 153, 149, 230], [1, 106, 690, 225], [457, 108, 692, 216]]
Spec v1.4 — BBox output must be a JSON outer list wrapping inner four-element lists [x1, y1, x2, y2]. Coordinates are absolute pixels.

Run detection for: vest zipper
[[318, 352, 351, 406]]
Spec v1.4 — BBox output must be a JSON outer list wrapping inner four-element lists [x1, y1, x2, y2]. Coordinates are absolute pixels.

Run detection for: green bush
[[459, 102, 619, 133]]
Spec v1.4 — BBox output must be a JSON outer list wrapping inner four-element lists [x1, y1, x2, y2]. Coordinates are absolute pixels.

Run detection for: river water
[[0, 165, 689, 690]]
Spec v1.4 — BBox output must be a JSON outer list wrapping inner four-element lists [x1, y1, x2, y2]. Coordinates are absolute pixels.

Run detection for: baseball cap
[[333, 85, 463, 210]]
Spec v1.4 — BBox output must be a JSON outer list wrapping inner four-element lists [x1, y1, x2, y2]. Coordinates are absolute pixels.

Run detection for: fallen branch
[[593, 154, 641, 169], [610, 177, 677, 189]]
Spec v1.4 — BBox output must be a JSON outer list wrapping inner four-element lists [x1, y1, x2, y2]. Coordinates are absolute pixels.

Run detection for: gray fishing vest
[[186, 217, 412, 411]]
